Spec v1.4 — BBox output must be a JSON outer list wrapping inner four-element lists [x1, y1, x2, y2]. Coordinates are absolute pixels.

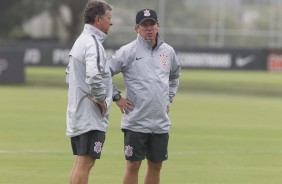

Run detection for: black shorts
[[123, 129, 169, 162], [71, 130, 105, 159]]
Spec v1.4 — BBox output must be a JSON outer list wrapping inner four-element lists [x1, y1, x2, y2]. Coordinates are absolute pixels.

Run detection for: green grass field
[[0, 67, 282, 184]]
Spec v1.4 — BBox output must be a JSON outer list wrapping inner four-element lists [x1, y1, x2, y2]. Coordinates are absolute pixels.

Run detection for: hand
[[87, 95, 107, 117], [115, 97, 134, 114], [97, 100, 107, 117]]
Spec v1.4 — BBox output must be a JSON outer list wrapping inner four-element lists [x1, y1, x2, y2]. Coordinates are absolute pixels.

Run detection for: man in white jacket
[[65, 1, 113, 184], [109, 9, 181, 184]]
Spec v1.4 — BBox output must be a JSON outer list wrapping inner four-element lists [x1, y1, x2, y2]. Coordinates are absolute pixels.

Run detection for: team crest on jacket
[[125, 145, 133, 157], [159, 54, 169, 68], [144, 9, 150, 17], [94, 141, 103, 153]]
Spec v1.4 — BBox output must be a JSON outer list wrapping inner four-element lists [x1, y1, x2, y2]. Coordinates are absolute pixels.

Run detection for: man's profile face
[[97, 10, 113, 34]]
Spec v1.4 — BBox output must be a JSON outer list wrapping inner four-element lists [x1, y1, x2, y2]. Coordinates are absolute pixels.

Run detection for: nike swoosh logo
[[136, 57, 143, 60], [236, 55, 255, 67]]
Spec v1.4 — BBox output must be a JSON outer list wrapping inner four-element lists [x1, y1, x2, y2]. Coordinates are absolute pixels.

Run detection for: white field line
[[1, 149, 282, 155], [0, 150, 66, 154], [171, 149, 282, 155]]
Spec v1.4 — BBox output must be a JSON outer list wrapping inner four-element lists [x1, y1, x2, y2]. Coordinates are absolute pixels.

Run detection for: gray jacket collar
[[137, 33, 164, 51], [84, 24, 107, 43]]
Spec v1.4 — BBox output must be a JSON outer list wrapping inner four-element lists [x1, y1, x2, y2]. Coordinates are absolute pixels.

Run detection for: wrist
[[113, 93, 121, 102]]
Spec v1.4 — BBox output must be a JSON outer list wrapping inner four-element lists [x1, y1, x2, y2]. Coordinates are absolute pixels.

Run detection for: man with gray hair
[[65, 1, 113, 183]]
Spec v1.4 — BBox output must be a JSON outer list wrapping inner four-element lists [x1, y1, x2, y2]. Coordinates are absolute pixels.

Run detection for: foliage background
[[1, 0, 282, 48]]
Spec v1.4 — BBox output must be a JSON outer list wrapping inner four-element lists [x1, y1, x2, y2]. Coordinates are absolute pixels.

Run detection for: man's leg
[[69, 157, 77, 184], [123, 160, 142, 184], [144, 160, 163, 184], [69, 155, 96, 184]]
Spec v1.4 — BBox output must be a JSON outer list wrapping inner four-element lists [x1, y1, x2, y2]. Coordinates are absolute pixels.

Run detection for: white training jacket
[[65, 24, 113, 137], [108, 34, 181, 134]]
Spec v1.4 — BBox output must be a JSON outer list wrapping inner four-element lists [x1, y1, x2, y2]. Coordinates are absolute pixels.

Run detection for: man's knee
[[126, 160, 142, 171], [147, 160, 163, 171], [77, 156, 96, 170]]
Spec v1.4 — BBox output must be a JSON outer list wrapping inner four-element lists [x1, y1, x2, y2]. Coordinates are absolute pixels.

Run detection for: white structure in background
[[21, 0, 282, 48], [23, 5, 71, 42], [23, 11, 53, 38]]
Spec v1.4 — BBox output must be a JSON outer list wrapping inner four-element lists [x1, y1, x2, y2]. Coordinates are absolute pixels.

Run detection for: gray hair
[[84, 0, 112, 24]]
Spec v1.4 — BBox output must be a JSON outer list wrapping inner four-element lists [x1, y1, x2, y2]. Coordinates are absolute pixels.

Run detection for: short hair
[[84, 0, 112, 24]]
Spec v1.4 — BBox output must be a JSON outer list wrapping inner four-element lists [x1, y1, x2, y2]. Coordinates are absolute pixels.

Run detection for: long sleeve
[[169, 49, 181, 103], [85, 41, 106, 102], [108, 48, 126, 76], [108, 46, 128, 98]]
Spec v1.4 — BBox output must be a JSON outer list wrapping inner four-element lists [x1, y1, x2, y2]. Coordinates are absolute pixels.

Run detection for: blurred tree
[[0, 0, 88, 42], [45, 0, 88, 42], [0, 0, 280, 48], [0, 0, 44, 40]]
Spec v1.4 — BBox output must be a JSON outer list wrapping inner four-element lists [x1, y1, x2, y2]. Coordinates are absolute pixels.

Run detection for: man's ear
[[95, 15, 100, 24], [135, 25, 139, 33]]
